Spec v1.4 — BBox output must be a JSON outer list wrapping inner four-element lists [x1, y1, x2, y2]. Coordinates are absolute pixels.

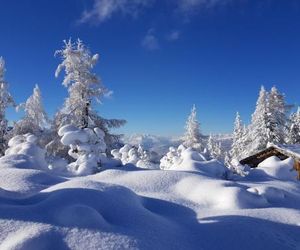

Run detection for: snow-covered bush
[[160, 145, 228, 178], [59, 124, 120, 176], [160, 145, 186, 170], [4, 133, 48, 169], [111, 144, 159, 169], [226, 158, 251, 177]]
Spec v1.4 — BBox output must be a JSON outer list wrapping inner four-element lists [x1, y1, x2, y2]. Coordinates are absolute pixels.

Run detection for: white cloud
[[166, 30, 180, 41], [79, 0, 234, 25], [141, 29, 159, 50], [79, 0, 152, 24], [178, 0, 232, 13]]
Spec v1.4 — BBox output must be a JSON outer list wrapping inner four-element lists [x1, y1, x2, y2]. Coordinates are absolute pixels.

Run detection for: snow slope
[[0, 154, 300, 249]]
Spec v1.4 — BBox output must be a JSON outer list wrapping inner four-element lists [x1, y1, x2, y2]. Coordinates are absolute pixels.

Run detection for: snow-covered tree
[[287, 107, 300, 144], [266, 86, 290, 144], [58, 124, 120, 175], [207, 135, 223, 161], [182, 105, 204, 151], [224, 151, 231, 168], [0, 57, 15, 155], [230, 112, 244, 160], [160, 145, 186, 170], [247, 86, 270, 154], [12, 84, 48, 137], [49, 39, 125, 157]]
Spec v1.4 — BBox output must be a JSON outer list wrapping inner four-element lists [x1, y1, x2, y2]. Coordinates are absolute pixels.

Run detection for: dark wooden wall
[[240, 147, 288, 168]]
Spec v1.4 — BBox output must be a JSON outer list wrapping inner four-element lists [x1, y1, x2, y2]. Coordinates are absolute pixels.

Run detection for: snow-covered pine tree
[[287, 107, 300, 144], [207, 135, 214, 157], [267, 86, 290, 144], [207, 135, 222, 160], [224, 151, 231, 168], [12, 84, 48, 137], [239, 124, 251, 159], [52, 39, 125, 156], [230, 112, 244, 160], [0, 57, 15, 155], [182, 105, 204, 151], [247, 86, 270, 155]]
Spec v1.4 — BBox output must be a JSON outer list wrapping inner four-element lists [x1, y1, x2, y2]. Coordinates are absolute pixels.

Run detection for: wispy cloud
[[166, 30, 181, 41], [79, 0, 235, 25], [177, 0, 233, 13], [79, 0, 153, 24], [141, 28, 159, 51]]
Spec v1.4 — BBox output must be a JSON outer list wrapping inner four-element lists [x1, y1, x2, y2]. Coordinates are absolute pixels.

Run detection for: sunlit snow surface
[[0, 152, 299, 249]]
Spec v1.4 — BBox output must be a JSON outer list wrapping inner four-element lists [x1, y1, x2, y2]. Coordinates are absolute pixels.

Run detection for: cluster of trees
[[1, 39, 298, 172], [178, 86, 300, 167], [0, 39, 126, 165], [230, 86, 299, 161]]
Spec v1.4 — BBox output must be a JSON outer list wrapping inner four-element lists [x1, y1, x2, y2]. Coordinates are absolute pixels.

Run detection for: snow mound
[[247, 186, 286, 203], [161, 145, 228, 178], [0, 225, 64, 250], [4, 134, 48, 170], [0, 151, 300, 249], [256, 156, 297, 180], [175, 176, 268, 209], [0, 166, 65, 198]]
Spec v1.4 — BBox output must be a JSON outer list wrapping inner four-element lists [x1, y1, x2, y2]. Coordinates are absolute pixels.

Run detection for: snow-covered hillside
[[0, 147, 299, 250]]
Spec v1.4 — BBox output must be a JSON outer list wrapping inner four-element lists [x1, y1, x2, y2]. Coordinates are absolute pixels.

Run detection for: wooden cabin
[[240, 144, 300, 180]]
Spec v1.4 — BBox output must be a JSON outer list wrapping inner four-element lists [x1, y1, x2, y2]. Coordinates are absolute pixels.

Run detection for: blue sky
[[1, 0, 300, 136]]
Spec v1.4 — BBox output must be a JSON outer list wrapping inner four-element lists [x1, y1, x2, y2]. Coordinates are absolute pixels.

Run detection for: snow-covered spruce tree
[[49, 39, 125, 157], [266, 86, 290, 144], [182, 105, 204, 151], [207, 135, 223, 161], [11, 84, 48, 137], [230, 112, 244, 160], [287, 107, 300, 144], [0, 57, 15, 155], [247, 86, 270, 155]]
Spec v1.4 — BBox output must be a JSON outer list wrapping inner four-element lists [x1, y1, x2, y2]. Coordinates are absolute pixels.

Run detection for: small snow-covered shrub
[[226, 158, 251, 177], [160, 144, 228, 178], [160, 145, 186, 170], [111, 144, 159, 169], [59, 124, 121, 176], [4, 133, 48, 169]]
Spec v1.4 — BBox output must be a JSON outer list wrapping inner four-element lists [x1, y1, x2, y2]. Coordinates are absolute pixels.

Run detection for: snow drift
[[0, 140, 300, 249]]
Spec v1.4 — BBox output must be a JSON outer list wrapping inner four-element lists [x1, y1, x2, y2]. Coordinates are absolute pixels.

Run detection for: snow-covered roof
[[268, 143, 300, 159]]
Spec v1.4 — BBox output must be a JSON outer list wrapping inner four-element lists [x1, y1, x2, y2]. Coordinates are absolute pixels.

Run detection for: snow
[[160, 145, 228, 178], [256, 156, 296, 180], [4, 134, 48, 170], [271, 143, 300, 159], [112, 144, 159, 169], [0, 140, 300, 249], [58, 125, 120, 176]]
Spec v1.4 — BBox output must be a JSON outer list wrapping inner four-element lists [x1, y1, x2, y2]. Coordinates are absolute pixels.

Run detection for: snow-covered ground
[[0, 146, 299, 250]]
